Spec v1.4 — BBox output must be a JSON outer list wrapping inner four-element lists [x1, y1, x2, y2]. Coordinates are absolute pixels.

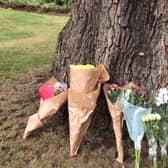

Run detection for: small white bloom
[[107, 90, 111, 94], [153, 114, 156, 120], [152, 114, 155, 120], [155, 113, 161, 120], [145, 116, 149, 122], [155, 88, 168, 106], [124, 89, 132, 100]]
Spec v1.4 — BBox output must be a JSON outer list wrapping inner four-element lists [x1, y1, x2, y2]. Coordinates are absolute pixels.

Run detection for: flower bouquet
[[23, 77, 68, 139], [39, 81, 67, 101], [155, 88, 168, 168], [68, 64, 109, 156], [103, 82, 137, 165], [108, 84, 122, 104], [142, 113, 161, 168], [121, 88, 154, 168]]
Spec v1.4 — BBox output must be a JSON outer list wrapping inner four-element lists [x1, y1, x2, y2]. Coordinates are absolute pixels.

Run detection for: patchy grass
[[0, 8, 68, 79]]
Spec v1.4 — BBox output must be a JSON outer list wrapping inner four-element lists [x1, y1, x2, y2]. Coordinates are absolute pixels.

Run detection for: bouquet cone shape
[[68, 64, 109, 156], [103, 82, 137, 164], [23, 77, 68, 139]]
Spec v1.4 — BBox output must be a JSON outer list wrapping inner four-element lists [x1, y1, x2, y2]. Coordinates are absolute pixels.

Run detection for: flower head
[[124, 89, 132, 101], [142, 113, 161, 122], [123, 87, 154, 108], [109, 84, 121, 89], [155, 88, 168, 106], [144, 101, 148, 107], [70, 64, 95, 69]]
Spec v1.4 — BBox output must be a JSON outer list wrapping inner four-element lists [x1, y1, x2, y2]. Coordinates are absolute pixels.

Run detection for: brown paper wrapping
[[23, 77, 67, 139], [103, 82, 138, 164], [68, 64, 109, 156]]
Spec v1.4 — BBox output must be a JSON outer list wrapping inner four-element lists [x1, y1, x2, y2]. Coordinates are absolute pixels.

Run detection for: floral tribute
[[39, 82, 67, 100], [68, 64, 109, 157], [108, 84, 122, 104], [124, 88, 154, 108], [121, 87, 155, 168], [142, 113, 161, 168], [23, 77, 68, 139], [155, 88, 168, 168]]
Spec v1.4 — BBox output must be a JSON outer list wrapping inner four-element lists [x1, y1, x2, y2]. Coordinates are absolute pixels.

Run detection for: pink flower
[[109, 84, 121, 89], [144, 101, 148, 107], [39, 84, 55, 100]]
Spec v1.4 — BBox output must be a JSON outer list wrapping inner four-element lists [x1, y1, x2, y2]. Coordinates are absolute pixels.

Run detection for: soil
[[0, 65, 161, 168]]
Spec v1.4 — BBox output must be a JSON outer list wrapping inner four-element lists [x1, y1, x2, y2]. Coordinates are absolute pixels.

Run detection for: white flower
[[124, 89, 132, 101], [155, 88, 168, 106], [107, 90, 111, 94], [146, 116, 150, 122], [142, 114, 161, 122], [155, 113, 161, 120]]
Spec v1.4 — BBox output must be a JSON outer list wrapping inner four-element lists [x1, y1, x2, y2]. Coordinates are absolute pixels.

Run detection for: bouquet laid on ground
[[103, 82, 137, 166], [39, 81, 67, 101], [68, 64, 109, 156], [155, 88, 168, 168], [121, 88, 154, 168], [142, 113, 161, 168], [23, 77, 68, 139]]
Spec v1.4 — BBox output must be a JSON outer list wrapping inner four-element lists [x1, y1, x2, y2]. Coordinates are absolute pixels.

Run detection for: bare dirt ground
[[0, 66, 159, 168]]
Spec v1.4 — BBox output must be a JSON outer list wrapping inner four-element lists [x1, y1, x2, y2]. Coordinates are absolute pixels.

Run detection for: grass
[[0, 8, 68, 80]]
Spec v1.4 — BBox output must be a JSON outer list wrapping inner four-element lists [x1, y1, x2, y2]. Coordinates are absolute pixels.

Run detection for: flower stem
[[153, 156, 158, 168], [135, 149, 141, 168], [162, 155, 168, 168]]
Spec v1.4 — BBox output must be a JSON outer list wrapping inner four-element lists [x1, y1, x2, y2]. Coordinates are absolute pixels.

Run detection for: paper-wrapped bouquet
[[103, 82, 138, 165], [23, 77, 68, 139], [68, 64, 109, 156]]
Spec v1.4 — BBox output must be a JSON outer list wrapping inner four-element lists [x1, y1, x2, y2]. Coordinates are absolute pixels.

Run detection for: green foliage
[[124, 88, 155, 108], [108, 88, 121, 104], [55, 0, 64, 6], [0, 0, 72, 10]]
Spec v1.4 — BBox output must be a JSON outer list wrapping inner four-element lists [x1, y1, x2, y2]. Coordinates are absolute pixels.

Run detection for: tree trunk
[[51, 0, 168, 128]]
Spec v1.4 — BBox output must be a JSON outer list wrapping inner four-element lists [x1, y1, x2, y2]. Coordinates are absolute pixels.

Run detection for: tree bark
[[51, 0, 168, 128]]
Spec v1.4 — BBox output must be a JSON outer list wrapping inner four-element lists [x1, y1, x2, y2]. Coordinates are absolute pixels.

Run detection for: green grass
[[0, 8, 68, 79], [0, 31, 33, 41]]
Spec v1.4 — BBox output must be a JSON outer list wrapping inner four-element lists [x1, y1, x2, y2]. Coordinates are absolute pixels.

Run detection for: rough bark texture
[[51, 0, 168, 128]]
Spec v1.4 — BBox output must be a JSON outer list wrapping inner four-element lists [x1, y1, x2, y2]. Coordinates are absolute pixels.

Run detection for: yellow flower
[[70, 64, 95, 69], [155, 114, 161, 120], [142, 116, 145, 122], [142, 114, 161, 122]]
